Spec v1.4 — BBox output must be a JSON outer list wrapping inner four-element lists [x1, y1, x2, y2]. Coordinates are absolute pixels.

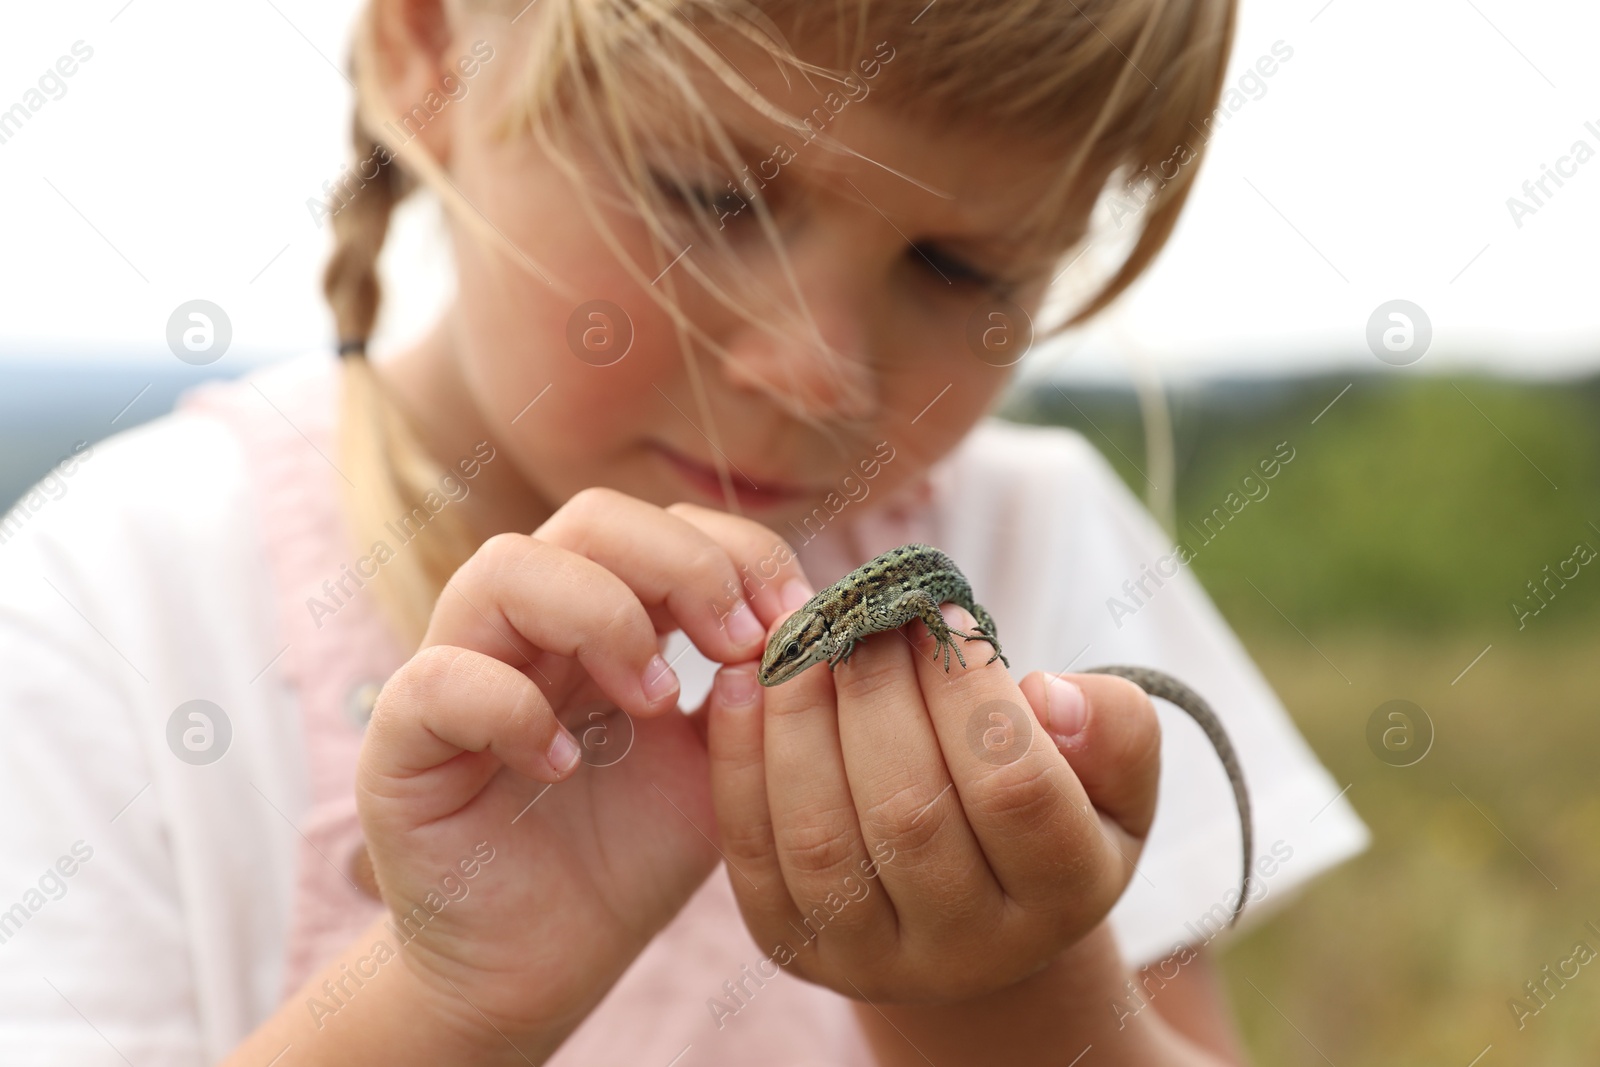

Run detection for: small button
[[347, 842, 382, 901], [345, 680, 384, 730]]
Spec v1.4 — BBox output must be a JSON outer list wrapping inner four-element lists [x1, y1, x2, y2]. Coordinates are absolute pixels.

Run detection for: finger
[[535, 487, 803, 662], [424, 533, 681, 718], [912, 605, 1126, 920], [824, 616, 992, 939], [760, 629, 900, 949], [1019, 670, 1162, 842], [664, 501, 813, 627], [705, 661, 806, 938], [536, 488, 763, 661], [358, 644, 582, 828]]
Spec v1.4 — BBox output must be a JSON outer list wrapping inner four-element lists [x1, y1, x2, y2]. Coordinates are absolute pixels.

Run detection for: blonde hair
[[325, 0, 1237, 648]]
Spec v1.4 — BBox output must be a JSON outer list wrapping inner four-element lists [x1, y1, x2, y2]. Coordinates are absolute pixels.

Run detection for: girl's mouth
[[648, 442, 813, 509]]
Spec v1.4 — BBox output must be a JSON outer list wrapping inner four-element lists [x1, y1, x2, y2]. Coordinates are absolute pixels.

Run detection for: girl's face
[[385, 19, 1087, 537]]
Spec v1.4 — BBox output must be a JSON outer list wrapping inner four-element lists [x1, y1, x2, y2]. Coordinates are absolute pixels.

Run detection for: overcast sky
[[1, 0, 1595, 383]]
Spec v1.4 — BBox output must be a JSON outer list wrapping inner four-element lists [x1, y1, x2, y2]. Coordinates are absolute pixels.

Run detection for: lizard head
[[757, 606, 832, 686]]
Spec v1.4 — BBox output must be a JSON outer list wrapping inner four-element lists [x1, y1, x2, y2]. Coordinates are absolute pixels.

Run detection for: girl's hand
[[707, 602, 1162, 1003], [354, 489, 808, 1055]]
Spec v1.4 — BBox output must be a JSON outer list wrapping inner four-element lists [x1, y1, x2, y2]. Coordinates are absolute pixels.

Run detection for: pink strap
[[178, 357, 404, 1003]]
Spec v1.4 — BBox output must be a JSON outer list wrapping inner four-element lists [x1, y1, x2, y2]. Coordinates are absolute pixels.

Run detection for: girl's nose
[[717, 255, 880, 424]]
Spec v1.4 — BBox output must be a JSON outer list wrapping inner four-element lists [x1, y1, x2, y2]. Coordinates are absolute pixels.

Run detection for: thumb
[[1019, 670, 1162, 842]]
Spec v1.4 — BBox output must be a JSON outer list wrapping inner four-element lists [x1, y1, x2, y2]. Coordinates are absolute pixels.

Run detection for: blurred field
[[1006, 372, 1600, 1063], [1222, 628, 1599, 1065]]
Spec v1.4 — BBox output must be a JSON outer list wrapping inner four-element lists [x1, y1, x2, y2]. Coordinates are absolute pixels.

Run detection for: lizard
[[757, 541, 1254, 927]]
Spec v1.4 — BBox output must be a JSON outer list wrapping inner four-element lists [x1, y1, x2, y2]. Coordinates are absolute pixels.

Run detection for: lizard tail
[[1081, 665, 1253, 929]]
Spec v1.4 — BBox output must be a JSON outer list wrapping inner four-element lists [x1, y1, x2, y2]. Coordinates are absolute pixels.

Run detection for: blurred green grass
[[1006, 373, 1600, 631], [1223, 629, 1599, 1065], [1005, 372, 1600, 1063]]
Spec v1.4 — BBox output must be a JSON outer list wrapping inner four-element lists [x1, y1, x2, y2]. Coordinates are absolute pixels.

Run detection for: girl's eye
[[648, 168, 752, 224], [689, 185, 754, 221], [910, 242, 1009, 293]]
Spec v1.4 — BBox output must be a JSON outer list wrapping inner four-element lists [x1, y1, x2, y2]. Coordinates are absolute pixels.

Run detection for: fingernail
[[781, 577, 814, 612], [717, 665, 760, 708], [548, 728, 581, 773], [725, 600, 765, 648], [1046, 675, 1087, 741], [641, 654, 680, 705]]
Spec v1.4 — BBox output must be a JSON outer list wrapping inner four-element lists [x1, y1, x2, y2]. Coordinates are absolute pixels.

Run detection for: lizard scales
[[758, 541, 1255, 927]]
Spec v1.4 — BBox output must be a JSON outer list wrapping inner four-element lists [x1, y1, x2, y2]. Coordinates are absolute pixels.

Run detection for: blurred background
[[4, 0, 1598, 1062]]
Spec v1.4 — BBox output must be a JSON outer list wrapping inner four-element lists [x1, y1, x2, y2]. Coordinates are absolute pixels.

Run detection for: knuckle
[[683, 539, 733, 588], [858, 781, 948, 858], [747, 530, 798, 571], [762, 688, 831, 724], [563, 485, 625, 523], [670, 499, 772, 539], [400, 644, 470, 701], [378, 645, 476, 724], [481, 530, 531, 560], [832, 656, 902, 703], [667, 503, 796, 573], [744, 526, 798, 568], [469, 531, 532, 578], [719, 811, 777, 865], [777, 812, 861, 878], [603, 595, 643, 638], [663, 499, 711, 523], [965, 759, 1060, 832]]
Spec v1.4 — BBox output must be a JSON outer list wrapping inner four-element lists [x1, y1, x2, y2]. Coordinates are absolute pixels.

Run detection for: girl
[[0, 1, 1367, 1063]]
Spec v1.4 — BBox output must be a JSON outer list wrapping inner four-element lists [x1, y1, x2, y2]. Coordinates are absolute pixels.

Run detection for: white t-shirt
[[0, 351, 1367, 1064]]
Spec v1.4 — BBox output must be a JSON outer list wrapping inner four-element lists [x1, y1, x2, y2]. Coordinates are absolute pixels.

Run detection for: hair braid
[[324, 104, 481, 650], [323, 110, 415, 356]]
